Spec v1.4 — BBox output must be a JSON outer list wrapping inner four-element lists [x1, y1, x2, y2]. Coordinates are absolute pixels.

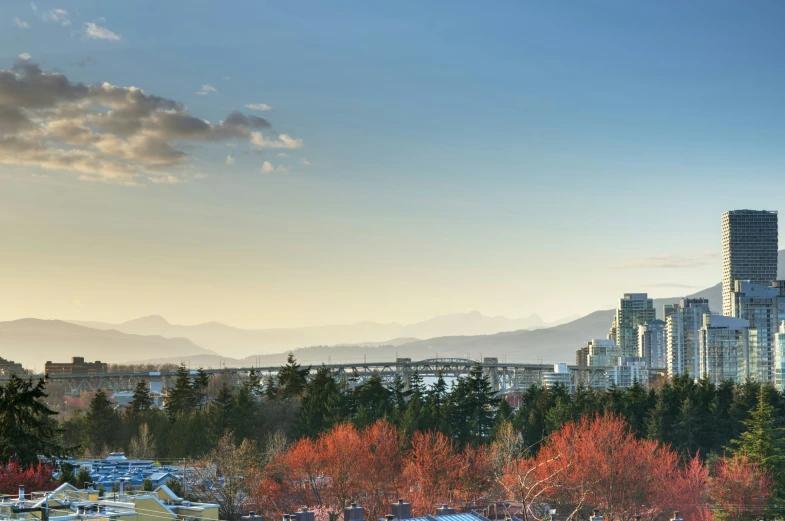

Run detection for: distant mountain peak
[[121, 315, 170, 327]]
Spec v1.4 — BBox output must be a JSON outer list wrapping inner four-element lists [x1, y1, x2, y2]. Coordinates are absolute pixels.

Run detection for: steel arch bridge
[[1, 358, 619, 396]]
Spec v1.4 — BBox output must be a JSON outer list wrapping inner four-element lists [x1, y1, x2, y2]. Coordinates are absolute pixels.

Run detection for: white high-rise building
[[612, 293, 656, 358], [774, 322, 785, 391], [666, 298, 711, 377], [730, 281, 778, 383], [586, 339, 621, 367], [722, 210, 778, 316], [609, 357, 649, 388], [699, 314, 749, 384], [638, 320, 667, 369]]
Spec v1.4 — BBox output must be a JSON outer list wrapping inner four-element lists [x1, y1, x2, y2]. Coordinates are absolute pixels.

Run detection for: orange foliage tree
[[502, 415, 711, 521], [0, 461, 55, 495], [249, 421, 402, 520], [708, 454, 772, 521]]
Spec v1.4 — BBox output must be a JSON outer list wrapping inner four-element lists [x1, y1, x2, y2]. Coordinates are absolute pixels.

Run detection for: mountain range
[[70, 311, 573, 359], [3, 248, 783, 371]]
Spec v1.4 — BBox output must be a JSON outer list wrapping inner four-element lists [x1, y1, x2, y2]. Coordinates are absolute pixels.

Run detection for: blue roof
[[407, 513, 491, 521]]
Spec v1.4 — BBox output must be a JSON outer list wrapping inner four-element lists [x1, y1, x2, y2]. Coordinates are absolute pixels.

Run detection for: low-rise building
[[45, 357, 108, 375]]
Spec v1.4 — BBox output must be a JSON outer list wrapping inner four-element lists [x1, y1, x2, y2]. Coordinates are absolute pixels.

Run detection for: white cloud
[[14, 18, 30, 29], [277, 152, 288, 157], [83, 22, 121, 41], [300, 158, 311, 166], [42, 8, 70, 26], [225, 154, 235, 166], [18, 53, 32, 61], [0, 58, 283, 185], [245, 103, 272, 112], [276, 164, 290, 173], [30, 2, 38, 14], [250, 132, 303, 149], [195, 84, 217, 96], [73, 299, 85, 308], [609, 251, 719, 270], [261, 161, 274, 174]]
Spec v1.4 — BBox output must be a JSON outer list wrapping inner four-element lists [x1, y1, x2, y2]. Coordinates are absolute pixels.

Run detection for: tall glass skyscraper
[[721, 210, 778, 316]]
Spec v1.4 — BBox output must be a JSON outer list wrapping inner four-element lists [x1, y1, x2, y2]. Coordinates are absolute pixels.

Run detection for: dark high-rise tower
[[721, 210, 778, 316]]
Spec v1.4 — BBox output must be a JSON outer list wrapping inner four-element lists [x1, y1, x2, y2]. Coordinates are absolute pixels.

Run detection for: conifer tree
[[86, 390, 120, 453], [0, 375, 63, 464], [277, 354, 309, 399], [129, 381, 154, 414]]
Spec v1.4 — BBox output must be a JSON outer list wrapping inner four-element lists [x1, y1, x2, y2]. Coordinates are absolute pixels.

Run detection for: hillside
[[71, 311, 571, 359], [0, 319, 216, 370]]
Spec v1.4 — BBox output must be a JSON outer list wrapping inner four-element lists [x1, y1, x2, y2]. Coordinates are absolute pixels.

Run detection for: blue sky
[[1, 1, 784, 327]]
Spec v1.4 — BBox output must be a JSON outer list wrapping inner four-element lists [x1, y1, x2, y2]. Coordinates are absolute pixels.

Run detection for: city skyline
[[1, 1, 785, 328]]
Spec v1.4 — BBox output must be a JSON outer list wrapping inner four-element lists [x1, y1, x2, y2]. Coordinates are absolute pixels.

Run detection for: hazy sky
[[1, 1, 784, 328]]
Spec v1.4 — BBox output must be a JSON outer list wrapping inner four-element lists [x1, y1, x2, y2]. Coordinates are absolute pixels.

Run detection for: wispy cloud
[[0, 56, 290, 185], [261, 161, 289, 174], [41, 8, 70, 26], [245, 103, 272, 112], [648, 283, 702, 289], [83, 22, 121, 41], [14, 17, 30, 29], [300, 158, 311, 166], [610, 251, 719, 270], [195, 84, 217, 96], [251, 132, 303, 149], [73, 299, 85, 308], [225, 155, 235, 166]]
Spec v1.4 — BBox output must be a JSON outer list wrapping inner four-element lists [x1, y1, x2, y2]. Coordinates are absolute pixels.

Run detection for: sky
[[1, 1, 784, 329]]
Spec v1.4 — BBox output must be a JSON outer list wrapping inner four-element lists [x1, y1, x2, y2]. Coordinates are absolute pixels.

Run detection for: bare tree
[[189, 433, 260, 521], [129, 423, 157, 459]]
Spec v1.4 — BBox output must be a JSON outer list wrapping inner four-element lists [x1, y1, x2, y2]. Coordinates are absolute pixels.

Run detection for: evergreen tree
[[210, 383, 236, 438], [264, 377, 279, 401], [423, 371, 448, 432], [129, 381, 154, 414], [277, 354, 309, 399], [0, 375, 63, 464], [390, 374, 409, 413], [731, 385, 785, 499], [142, 479, 154, 491], [86, 390, 120, 453], [58, 462, 76, 485], [193, 369, 210, 409], [296, 366, 343, 438], [353, 374, 392, 428], [75, 466, 92, 489], [167, 364, 196, 419]]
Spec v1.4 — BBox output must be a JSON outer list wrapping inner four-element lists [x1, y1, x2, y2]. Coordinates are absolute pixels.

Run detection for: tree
[[167, 365, 196, 418], [190, 432, 260, 520], [58, 462, 76, 486], [0, 375, 63, 464], [296, 366, 344, 438], [165, 477, 184, 497], [277, 354, 309, 400], [129, 381, 154, 414], [75, 466, 92, 489], [527, 414, 698, 521], [129, 423, 157, 459], [85, 390, 120, 454], [142, 478, 154, 492], [0, 461, 55, 495], [193, 369, 210, 409], [709, 454, 772, 521], [730, 386, 785, 499], [403, 430, 462, 515]]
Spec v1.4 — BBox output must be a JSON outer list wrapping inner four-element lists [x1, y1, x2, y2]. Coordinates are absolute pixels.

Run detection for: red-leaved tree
[[0, 461, 55, 495], [708, 454, 772, 521]]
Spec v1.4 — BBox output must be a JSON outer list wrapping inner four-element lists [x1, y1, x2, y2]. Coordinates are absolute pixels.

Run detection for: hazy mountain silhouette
[[0, 319, 216, 371], [72, 311, 573, 359]]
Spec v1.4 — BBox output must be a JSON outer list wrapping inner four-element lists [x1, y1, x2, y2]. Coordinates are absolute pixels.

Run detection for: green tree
[[0, 375, 63, 464], [193, 369, 210, 409], [129, 381, 154, 414], [277, 354, 309, 399], [731, 385, 785, 499], [86, 390, 120, 453], [142, 479, 154, 491], [296, 365, 344, 438], [353, 374, 392, 428], [167, 365, 196, 419], [75, 466, 92, 489], [58, 462, 76, 486], [165, 477, 184, 497]]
